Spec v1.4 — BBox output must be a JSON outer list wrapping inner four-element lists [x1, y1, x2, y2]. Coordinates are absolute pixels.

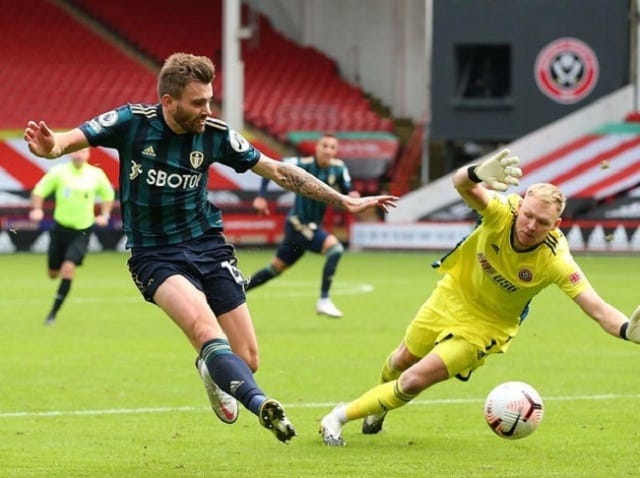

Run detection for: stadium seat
[[0, 0, 157, 129], [70, 0, 393, 139]]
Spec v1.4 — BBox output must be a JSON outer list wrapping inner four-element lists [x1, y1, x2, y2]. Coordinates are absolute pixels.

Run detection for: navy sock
[[245, 264, 279, 291], [321, 244, 343, 297], [201, 339, 266, 415]]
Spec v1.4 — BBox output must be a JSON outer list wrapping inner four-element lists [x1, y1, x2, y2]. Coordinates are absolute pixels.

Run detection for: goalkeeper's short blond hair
[[525, 183, 566, 215]]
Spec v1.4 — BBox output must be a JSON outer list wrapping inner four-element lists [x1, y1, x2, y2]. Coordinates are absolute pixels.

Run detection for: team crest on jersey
[[190, 151, 204, 168], [98, 110, 118, 127], [518, 269, 533, 282]]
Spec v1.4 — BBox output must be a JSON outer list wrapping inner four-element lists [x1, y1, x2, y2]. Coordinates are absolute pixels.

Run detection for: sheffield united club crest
[[534, 37, 599, 104]]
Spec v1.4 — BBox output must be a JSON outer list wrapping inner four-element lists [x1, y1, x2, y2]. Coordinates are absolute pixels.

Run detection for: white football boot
[[316, 298, 343, 318], [196, 358, 239, 424], [319, 406, 347, 446]]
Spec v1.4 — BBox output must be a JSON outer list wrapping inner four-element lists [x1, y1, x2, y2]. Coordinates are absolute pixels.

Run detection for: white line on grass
[[0, 281, 376, 306], [249, 280, 375, 297], [2, 393, 640, 419]]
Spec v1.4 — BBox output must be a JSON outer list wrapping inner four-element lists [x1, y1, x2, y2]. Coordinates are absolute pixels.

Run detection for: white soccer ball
[[483, 381, 544, 439]]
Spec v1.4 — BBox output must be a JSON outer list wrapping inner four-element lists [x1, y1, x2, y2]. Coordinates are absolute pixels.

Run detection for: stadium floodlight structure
[[632, 0, 640, 110], [223, 0, 253, 131]]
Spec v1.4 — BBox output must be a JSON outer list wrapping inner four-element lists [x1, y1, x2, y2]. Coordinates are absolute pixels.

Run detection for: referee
[[29, 147, 115, 325]]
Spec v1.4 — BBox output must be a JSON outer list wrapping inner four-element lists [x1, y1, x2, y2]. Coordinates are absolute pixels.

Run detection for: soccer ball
[[483, 381, 544, 439]]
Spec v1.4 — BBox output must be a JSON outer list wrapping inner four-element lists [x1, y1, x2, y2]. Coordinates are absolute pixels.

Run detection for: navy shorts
[[127, 230, 246, 316], [275, 220, 329, 266], [48, 222, 92, 270]]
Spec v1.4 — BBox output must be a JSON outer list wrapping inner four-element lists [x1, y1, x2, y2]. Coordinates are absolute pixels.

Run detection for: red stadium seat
[[2, 0, 396, 154]]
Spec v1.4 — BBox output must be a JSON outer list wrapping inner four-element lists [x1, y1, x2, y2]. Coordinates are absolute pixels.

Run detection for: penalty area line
[[2, 393, 640, 419]]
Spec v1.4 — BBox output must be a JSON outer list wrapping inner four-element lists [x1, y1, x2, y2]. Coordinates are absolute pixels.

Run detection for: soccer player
[[29, 147, 114, 325], [24, 52, 397, 444], [319, 149, 640, 446], [245, 133, 359, 318]]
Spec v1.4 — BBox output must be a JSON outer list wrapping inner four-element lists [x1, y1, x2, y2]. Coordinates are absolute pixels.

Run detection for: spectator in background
[[24, 53, 397, 444], [245, 133, 359, 318], [29, 147, 114, 325]]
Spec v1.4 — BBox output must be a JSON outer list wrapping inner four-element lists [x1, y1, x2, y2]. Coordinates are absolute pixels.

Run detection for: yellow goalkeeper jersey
[[435, 193, 589, 330]]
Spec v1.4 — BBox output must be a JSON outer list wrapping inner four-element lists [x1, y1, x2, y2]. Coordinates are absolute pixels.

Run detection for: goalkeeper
[[320, 148, 640, 446]]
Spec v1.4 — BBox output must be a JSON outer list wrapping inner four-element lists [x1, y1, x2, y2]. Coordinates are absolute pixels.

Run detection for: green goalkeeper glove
[[622, 306, 640, 343], [470, 149, 523, 192]]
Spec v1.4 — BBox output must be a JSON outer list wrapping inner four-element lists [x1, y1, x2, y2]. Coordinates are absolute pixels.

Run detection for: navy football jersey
[[283, 156, 352, 224], [79, 103, 260, 247]]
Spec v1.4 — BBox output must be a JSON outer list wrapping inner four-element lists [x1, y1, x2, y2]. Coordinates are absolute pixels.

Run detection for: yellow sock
[[344, 380, 415, 420], [379, 352, 402, 384]]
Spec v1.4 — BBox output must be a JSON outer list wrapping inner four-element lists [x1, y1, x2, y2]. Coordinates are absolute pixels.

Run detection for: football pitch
[[1, 249, 639, 477]]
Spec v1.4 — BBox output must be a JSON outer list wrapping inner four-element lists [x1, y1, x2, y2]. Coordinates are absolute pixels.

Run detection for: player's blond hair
[[525, 183, 566, 215], [157, 53, 215, 99]]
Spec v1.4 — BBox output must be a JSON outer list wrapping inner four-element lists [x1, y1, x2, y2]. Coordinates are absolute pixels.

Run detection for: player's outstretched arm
[[574, 289, 640, 343], [622, 306, 640, 343], [24, 122, 88, 159], [341, 194, 397, 214], [471, 148, 522, 192], [453, 148, 522, 211], [252, 155, 398, 214]]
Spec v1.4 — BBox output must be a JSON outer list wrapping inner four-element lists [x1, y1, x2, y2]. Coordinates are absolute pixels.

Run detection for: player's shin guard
[[200, 339, 266, 415], [379, 352, 402, 384], [321, 243, 343, 297]]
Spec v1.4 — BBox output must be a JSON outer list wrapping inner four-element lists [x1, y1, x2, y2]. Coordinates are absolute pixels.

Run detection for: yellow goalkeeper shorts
[[403, 277, 516, 379]]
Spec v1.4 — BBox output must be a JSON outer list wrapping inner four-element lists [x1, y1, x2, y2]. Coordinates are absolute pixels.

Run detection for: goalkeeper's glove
[[469, 149, 523, 192], [621, 306, 640, 343]]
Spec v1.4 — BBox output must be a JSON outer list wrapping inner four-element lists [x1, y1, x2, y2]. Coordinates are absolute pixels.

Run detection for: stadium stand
[[67, 0, 222, 62], [1, 0, 402, 250], [0, 0, 157, 130], [70, 0, 394, 138], [59, 0, 398, 195], [389, 121, 426, 197]]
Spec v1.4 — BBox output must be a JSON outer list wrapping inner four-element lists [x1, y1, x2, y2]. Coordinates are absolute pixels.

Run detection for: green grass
[[1, 250, 639, 477]]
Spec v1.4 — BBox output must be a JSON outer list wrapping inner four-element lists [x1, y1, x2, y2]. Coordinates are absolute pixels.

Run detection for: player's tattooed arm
[[253, 156, 344, 207], [279, 161, 345, 207], [252, 155, 398, 214]]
